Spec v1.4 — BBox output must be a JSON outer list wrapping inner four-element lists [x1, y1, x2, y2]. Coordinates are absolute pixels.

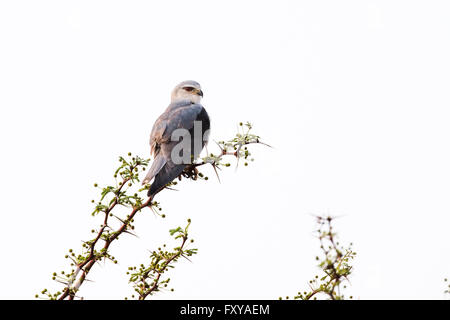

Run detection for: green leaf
[[169, 227, 182, 236]]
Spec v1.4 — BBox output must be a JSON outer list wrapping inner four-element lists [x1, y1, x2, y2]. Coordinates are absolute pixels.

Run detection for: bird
[[142, 80, 210, 198]]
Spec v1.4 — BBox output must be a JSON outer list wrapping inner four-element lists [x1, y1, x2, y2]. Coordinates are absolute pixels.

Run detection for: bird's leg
[[192, 166, 199, 180], [178, 164, 199, 180]]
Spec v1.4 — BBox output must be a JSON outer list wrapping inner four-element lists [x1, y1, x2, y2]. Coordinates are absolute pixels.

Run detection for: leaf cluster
[[126, 219, 197, 300]]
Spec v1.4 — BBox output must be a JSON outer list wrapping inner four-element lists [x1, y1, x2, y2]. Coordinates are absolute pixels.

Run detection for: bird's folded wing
[[149, 103, 203, 155]]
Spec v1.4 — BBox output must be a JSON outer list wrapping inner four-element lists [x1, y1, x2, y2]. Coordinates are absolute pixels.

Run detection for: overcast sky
[[1, 0, 449, 299]]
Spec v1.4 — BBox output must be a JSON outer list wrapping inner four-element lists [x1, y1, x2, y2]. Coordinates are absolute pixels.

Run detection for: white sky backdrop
[[0, 0, 449, 299]]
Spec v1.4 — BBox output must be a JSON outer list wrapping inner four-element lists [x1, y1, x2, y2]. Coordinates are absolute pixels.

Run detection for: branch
[[280, 215, 356, 301], [126, 219, 197, 300]]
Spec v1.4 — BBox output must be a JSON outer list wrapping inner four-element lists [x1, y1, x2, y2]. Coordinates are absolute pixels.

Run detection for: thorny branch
[[282, 216, 356, 301], [127, 219, 197, 300]]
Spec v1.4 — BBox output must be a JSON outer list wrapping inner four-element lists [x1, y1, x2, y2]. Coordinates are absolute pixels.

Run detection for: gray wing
[[148, 101, 201, 155], [144, 103, 210, 197]]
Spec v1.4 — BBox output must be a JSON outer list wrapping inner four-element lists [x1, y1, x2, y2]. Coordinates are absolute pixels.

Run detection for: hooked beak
[[196, 89, 203, 97]]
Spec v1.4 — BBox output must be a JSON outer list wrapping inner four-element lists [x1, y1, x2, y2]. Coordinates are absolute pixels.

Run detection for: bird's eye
[[184, 87, 195, 92]]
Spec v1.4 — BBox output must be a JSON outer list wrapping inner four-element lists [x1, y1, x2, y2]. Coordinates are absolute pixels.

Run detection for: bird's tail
[[142, 154, 166, 186], [147, 162, 186, 197]]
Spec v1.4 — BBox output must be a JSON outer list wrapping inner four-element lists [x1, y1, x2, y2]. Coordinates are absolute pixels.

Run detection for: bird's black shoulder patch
[[195, 106, 210, 136]]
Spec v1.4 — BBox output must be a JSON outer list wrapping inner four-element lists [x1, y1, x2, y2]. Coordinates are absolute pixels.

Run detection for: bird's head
[[171, 80, 203, 104]]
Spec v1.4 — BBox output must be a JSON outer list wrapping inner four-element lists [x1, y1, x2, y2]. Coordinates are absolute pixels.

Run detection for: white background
[[0, 0, 449, 299]]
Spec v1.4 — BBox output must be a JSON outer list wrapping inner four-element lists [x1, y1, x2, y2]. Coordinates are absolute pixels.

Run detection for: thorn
[[254, 140, 273, 148], [112, 216, 126, 224], [122, 230, 139, 238], [213, 140, 224, 152], [211, 163, 221, 183], [181, 254, 192, 263]]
